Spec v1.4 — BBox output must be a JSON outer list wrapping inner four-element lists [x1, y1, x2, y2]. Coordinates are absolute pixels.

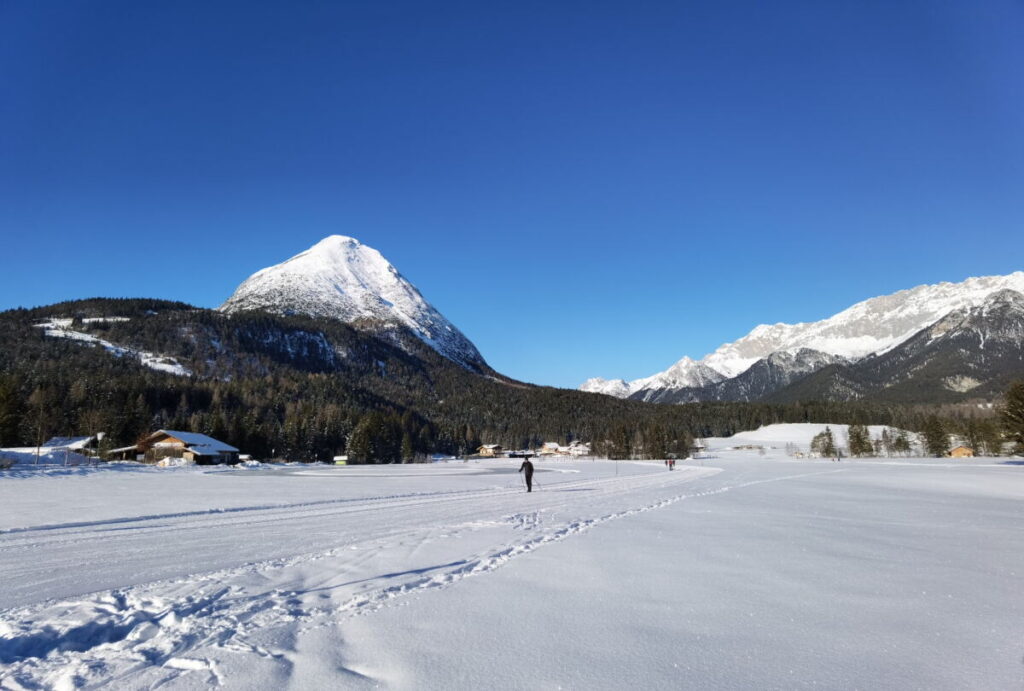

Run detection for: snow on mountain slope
[[581, 356, 725, 398], [583, 272, 1024, 396], [702, 272, 1024, 377], [220, 235, 487, 371], [579, 377, 632, 398], [35, 320, 191, 376]]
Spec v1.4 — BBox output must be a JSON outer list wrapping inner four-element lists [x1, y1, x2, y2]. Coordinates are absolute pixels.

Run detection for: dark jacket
[[519, 460, 534, 475]]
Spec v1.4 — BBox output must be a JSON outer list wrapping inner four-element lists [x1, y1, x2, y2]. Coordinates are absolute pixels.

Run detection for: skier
[[518, 459, 534, 492]]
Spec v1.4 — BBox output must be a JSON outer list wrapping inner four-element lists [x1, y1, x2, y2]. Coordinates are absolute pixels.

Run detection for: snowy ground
[[1, 439, 1022, 689], [711, 422, 901, 451]]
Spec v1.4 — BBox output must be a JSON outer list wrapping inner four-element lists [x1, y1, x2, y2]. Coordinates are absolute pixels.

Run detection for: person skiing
[[518, 459, 534, 492]]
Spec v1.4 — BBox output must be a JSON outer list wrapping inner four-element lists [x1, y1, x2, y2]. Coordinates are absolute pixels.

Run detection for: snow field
[[708, 422, 902, 451], [0, 461, 717, 688], [1, 431, 1022, 689]]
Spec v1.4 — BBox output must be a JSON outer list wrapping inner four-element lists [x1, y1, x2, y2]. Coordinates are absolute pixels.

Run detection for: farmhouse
[[537, 441, 590, 456], [567, 441, 591, 456], [42, 436, 101, 456], [477, 444, 503, 457], [949, 445, 975, 458], [109, 430, 240, 465]]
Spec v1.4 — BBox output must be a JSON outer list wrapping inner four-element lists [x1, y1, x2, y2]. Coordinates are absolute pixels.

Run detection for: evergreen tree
[[922, 416, 949, 457], [999, 380, 1024, 454], [892, 429, 912, 456], [401, 431, 415, 463], [0, 376, 21, 446], [847, 424, 873, 457], [347, 414, 374, 463], [810, 427, 836, 457]]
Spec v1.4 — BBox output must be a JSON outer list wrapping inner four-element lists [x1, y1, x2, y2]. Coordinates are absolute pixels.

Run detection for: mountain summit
[[220, 235, 487, 371]]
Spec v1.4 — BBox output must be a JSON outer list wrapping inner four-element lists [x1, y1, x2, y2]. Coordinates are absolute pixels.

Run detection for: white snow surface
[[0, 448, 93, 467], [709, 422, 903, 452], [219, 235, 486, 370], [583, 271, 1024, 393], [1, 443, 1022, 689], [35, 321, 191, 377]]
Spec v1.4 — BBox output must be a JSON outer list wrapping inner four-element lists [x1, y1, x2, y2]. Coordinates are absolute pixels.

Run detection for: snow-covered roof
[[481, 444, 502, 449], [149, 430, 239, 453], [42, 436, 95, 449]]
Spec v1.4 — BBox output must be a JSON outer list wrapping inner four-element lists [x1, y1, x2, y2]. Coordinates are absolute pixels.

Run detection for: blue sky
[[2, 1, 1022, 388]]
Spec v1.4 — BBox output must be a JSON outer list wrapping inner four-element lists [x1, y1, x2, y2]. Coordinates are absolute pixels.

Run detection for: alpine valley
[[582, 273, 1024, 404], [0, 235, 1021, 462]]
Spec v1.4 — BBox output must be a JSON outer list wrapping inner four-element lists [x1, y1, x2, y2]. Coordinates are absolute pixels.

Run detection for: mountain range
[[582, 273, 1024, 404], [8, 235, 1024, 409], [2, 234, 1020, 460]]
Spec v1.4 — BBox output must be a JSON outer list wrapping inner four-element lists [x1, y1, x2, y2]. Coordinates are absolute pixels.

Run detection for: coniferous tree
[[999, 380, 1024, 454], [401, 431, 415, 462], [847, 424, 873, 457], [922, 416, 950, 457], [347, 414, 374, 463], [810, 427, 836, 457], [0, 376, 21, 447]]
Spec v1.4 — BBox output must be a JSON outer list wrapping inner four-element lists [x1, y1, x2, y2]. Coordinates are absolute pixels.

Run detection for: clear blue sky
[[2, 1, 1022, 388]]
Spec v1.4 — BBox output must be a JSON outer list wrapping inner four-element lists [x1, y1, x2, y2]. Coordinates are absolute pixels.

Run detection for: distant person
[[519, 459, 534, 492]]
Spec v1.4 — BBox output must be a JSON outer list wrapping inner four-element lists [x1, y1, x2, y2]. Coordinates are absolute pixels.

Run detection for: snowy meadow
[[1, 427, 1022, 689]]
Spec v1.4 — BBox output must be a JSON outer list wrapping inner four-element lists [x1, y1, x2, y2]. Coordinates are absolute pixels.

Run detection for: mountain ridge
[[582, 272, 1024, 401]]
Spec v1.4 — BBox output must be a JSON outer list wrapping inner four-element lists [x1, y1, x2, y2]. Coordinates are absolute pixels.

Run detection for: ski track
[[0, 466, 843, 689]]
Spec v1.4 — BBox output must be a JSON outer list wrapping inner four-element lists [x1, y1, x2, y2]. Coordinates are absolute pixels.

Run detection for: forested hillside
[[0, 299, 1002, 462]]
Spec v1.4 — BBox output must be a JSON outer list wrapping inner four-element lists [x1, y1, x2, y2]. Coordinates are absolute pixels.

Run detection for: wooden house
[[109, 430, 240, 465], [478, 444, 503, 457], [949, 445, 975, 458]]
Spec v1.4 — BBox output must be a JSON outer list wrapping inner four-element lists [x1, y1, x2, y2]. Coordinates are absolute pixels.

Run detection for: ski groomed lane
[[1, 459, 727, 689]]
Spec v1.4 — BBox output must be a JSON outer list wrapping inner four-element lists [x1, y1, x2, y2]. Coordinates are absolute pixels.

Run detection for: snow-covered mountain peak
[[582, 272, 1024, 398], [579, 377, 632, 398], [700, 271, 1024, 377], [220, 236, 487, 371], [580, 355, 725, 399]]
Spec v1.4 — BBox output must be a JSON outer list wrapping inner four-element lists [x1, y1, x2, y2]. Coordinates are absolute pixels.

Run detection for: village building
[[108, 430, 240, 465], [42, 436, 101, 456], [477, 444, 503, 457], [567, 441, 591, 456], [949, 445, 975, 458], [537, 441, 590, 456]]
